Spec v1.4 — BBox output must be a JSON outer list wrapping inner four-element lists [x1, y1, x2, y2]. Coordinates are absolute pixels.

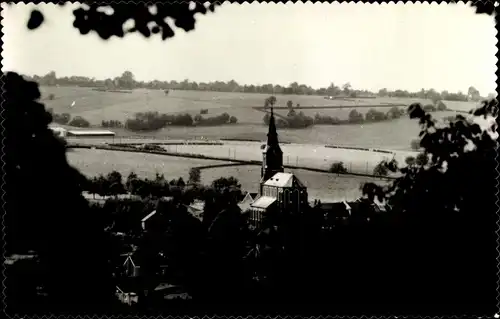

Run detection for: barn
[[66, 130, 116, 138]]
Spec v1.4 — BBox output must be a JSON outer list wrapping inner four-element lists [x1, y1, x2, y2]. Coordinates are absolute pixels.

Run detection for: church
[[248, 107, 309, 228]]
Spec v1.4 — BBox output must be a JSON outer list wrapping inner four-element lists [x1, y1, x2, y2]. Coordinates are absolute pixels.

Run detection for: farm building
[[66, 129, 116, 137]]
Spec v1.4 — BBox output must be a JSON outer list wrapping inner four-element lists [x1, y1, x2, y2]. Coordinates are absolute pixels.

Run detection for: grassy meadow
[[200, 165, 391, 202], [67, 148, 231, 180], [42, 86, 478, 151]]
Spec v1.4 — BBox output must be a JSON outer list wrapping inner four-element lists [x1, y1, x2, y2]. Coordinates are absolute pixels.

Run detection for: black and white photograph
[[2, 1, 498, 316]]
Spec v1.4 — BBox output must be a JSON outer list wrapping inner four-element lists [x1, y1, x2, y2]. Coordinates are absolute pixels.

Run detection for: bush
[[387, 106, 405, 119], [314, 113, 341, 125], [52, 112, 71, 125], [436, 100, 447, 111], [125, 112, 194, 132], [423, 104, 436, 112], [101, 120, 123, 128], [263, 113, 270, 125], [373, 161, 389, 176], [348, 109, 364, 123], [329, 161, 347, 174], [229, 116, 238, 124], [69, 116, 90, 128], [365, 108, 387, 122]]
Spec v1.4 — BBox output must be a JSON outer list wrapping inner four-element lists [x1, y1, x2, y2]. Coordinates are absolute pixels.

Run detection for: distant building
[[66, 129, 116, 138], [249, 107, 309, 228]]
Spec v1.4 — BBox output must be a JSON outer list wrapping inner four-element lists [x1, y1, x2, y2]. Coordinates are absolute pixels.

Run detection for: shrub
[[229, 116, 238, 124], [436, 100, 447, 111], [387, 106, 405, 119], [348, 109, 364, 124], [329, 161, 347, 174], [423, 104, 436, 112], [373, 161, 389, 176], [365, 108, 387, 122], [263, 113, 270, 125], [314, 113, 341, 125], [101, 120, 123, 128], [52, 112, 71, 125], [69, 116, 90, 128]]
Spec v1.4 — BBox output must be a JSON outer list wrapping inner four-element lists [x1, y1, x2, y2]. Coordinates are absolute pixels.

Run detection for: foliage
[[188, 167, 202, 185], [365, 108, 387, 122], [286, 100, 293, 109], [436, 100, 447, 111], [200, 109, 208, 115], [68, 116, 91, 128], [328, 161, 348, 174], [101, 119, 124, 128], [4, 72, 115, 312], [313, 113, 341, 125], [348, 109, 364, 124], [229, 115, 238, 124]]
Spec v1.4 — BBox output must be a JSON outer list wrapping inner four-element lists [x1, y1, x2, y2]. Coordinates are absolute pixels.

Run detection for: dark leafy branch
[[27, 2, 221, 40]]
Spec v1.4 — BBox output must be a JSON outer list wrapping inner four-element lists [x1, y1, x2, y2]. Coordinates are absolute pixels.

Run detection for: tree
[[467, 86, 480, 101], [342, 82, 351, 95], [348, 109, 364, 123], [229, 116, 238, 124], [188, 167, 201, 185], [117, 70, 135, 90], [378, 88, 388, 97], [68, 116, 90, 128], [4, 72, 115, 312], [436, 100, 447, 111], [264, 96, 277, 109], [287, 100, 293, 110], [329, 161, 347, 174], [106, 170, 126, 196], [362, 100, 498, 312]]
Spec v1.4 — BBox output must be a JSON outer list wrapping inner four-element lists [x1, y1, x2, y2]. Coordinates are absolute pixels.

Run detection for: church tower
[[260, 107, 284, 195]]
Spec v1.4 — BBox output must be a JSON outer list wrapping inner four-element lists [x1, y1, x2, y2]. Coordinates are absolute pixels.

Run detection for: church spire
[[267, 106, 279, 146]]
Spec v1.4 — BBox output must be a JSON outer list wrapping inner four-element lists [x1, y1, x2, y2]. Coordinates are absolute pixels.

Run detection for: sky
[[1, 2, 497, 94]]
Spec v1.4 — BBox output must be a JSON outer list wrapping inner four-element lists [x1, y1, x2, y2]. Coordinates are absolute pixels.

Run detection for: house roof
[[264, 172, 306, 188], [251, 196, 276, 209], [141, 210, 157, 222], [67, 130, 116, 136]]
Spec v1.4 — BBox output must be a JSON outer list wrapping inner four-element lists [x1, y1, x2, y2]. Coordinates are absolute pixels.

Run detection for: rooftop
[[251, 196, 276, 209], [67, 130, 116, 136], [264, 172, 306, 188]]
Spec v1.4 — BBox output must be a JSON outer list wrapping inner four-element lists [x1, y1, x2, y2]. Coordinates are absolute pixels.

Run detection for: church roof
[[251, 196, 277, 209], [264, 172, 306, 188]]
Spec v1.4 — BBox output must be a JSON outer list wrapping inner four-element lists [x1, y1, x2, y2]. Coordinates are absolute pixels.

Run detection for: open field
[[67, 148, 231, 180], [42, 86, 476, 124], [44, 86, 480, 150], [200, 165, 391, 202], [158, 141, 417, 173], [66, 148, 390, 201]]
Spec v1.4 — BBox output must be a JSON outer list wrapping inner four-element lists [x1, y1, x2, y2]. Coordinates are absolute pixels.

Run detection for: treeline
[[25, 71, 493, 101], [263, 102, 448, 129], [123, 111, 238, 132], [83, 168, 242, 203], [47, 108, 90, 128]]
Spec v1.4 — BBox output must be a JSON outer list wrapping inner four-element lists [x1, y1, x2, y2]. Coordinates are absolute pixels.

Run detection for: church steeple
[[260, 106, 284, 194], [267, 106, 279, 147]]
